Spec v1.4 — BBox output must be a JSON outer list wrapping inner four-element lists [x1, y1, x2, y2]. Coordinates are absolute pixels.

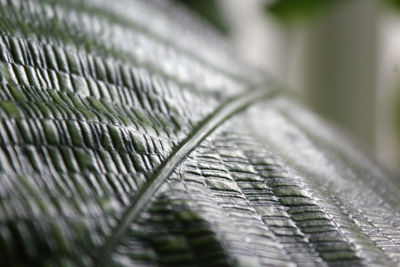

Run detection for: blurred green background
[[176, 0, 400, 170]]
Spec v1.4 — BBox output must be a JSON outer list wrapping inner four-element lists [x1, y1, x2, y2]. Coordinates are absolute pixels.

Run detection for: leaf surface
[[0, 0, 399, 266]]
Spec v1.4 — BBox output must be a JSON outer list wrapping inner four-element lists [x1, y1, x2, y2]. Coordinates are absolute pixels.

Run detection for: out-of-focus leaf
[[265, 0, 342, 23], [0, 0, 399, 266], [175, 0, 230, 34], [387, 0, 400, 10]]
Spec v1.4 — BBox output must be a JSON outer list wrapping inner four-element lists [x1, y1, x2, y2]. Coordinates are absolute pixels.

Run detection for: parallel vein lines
[[0, 0, 251, 89], [94, 86, 280, 265]]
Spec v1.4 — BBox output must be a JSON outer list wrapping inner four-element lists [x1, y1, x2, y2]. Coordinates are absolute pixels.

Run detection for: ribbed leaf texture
[[0, 0, 399, 266]]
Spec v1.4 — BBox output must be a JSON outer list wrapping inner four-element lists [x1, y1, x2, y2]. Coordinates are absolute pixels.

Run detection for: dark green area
[[174, 0, 229, 34], [265, 0, 344, 23], [387, 0, 400, 10]]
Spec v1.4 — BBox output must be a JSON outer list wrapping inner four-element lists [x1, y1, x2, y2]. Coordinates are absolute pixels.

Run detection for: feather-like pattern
[[0, 0, 398, 266]]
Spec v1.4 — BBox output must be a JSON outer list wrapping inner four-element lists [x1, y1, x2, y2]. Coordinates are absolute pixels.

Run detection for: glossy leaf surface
[[0, 0, 399, 266]]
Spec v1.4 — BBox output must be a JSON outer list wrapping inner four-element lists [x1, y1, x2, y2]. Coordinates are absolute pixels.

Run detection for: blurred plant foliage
[[174, 0, 229, 34], [265, 0, 400, 23], [387, 0, 400, 162], [387, 0, 400, 10], [264, 0, 343, 23]]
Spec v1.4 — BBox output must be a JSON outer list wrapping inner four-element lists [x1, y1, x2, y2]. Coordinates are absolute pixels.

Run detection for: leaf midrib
[[94, 85, 280, 266]]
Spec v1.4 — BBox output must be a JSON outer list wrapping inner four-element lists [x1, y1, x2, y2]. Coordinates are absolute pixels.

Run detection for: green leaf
[[387, 0, 400, 10], [265, 0, 342, 23], [174, 0, 230, 34], [0, 0, 399, 266]]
